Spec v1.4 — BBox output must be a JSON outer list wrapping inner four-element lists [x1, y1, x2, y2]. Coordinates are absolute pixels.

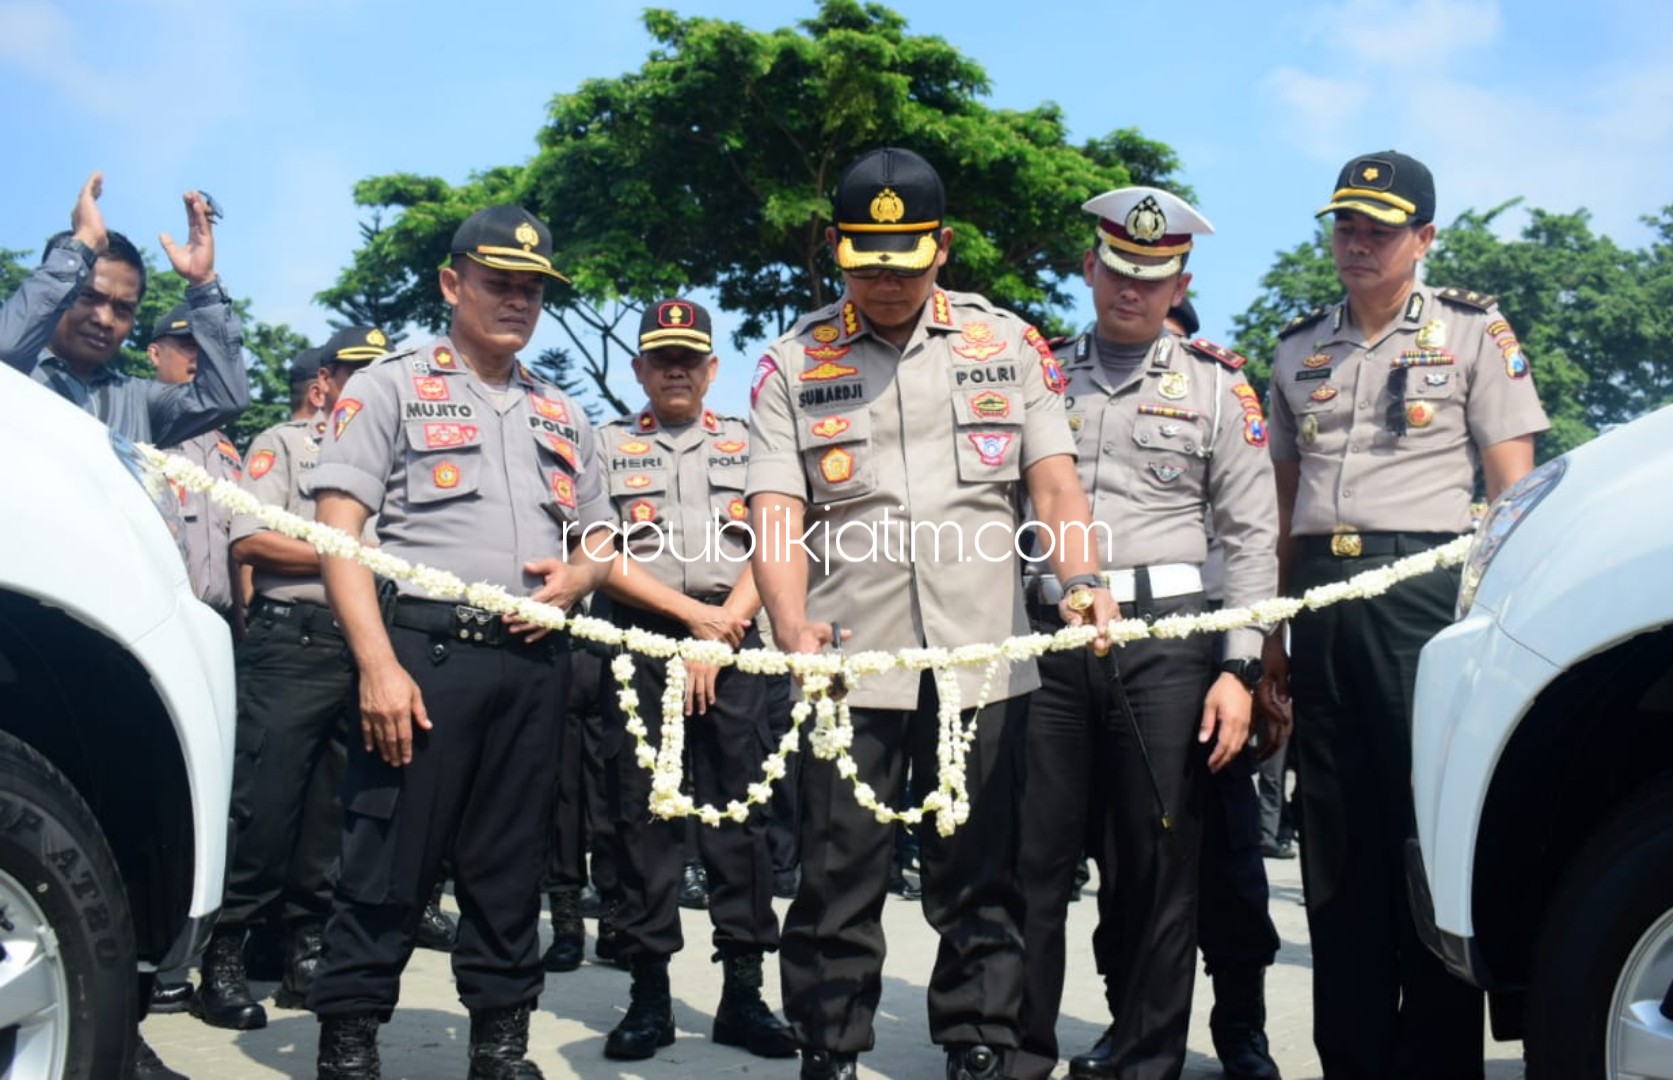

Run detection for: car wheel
[[1527, 774, 1673, 1080], [0, 729, 136, 1078]]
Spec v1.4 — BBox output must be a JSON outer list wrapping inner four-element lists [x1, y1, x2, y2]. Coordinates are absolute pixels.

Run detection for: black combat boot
[[541, 889, 584, 973], [415, 880, 458, 952], [1209, 967, 1281, 1080], [677, 859, 710, 910], [467, 1002, 544, 1079], [800, 1048, 860, 1079], [1067, 1023, 1118, 1079], [317, 1012, 381, 1080], [594, 897, 628, 970], [945, 1043, 1005, 1080], [188, 929, 268, 1030], [243, 922, 285, 981], [712, 951, 797, 1058], [149, 977, 194, 1014], [603, 954, 675, 1060], [274, 919, 326, 1010]]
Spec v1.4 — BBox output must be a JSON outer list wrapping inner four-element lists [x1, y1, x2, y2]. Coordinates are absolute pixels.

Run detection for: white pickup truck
[[1409, 402, 1673, 1079], [0, 363, 235, 1076]]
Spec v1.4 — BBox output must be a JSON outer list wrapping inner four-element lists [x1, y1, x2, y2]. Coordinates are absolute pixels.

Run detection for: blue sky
[[4, 0, 1669, 417]]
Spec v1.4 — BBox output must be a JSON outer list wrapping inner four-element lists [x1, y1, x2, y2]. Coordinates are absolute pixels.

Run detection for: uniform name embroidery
[[708, 455, 746, 468], [953, 322, 1006, 361], [969, 391, 1012, 420], [1295, 368, 1332, 381], [414, 376, 449, 401], [968, 432, 1014, 466], [802, 360, 860, 382], [819, 447, 855, 485], [433, 462, 460, 489], [404, 401, 476, 421], [811, 416, 851, 439], [248, 449, 275, 479], [334, 398, 363, 438], [800, 384, 866, 408], [610, 455, 662, 472], [424, 423, 479, 449], [954, 365, 1018, 387], [527, 415, 580, 442], [750, 355, 779, 408]]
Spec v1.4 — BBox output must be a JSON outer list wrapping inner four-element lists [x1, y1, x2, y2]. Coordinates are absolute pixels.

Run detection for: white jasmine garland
[[146, 446, 1472, 836]]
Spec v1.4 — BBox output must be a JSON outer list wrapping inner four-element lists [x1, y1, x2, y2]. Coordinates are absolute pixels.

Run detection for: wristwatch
[[1219, 658, 1262, 690]]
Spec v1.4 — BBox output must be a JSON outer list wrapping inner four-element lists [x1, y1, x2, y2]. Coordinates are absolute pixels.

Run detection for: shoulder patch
[[1278, 306, 1331, 340], [1183, 337, 1247, 371], [1435, 287, 1497, 312]]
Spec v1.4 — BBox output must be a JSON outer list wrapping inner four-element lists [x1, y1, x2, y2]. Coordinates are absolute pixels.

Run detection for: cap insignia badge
[[869, 187, 904, 224], [666, 305, 687, 326], [514, 221, 539, 250], [367, 329, 387, 348], [1125, 196, 1168, 243], [1362, 166, 1381, 181]]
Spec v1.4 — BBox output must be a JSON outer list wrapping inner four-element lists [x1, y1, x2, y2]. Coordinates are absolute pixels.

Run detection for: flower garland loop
[[142, 446, 1473, 836]]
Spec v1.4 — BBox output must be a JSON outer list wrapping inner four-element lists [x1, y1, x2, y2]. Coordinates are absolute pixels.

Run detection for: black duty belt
[[249, 596, 343, 639], [1297, 532, 1462, 559], [390, 596, 561, 649]]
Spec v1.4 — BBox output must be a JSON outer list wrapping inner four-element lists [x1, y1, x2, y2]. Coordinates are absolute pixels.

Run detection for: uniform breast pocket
[[950, 387, 1023, 483], [706, 463, 750, 526], [1130, 415, 1202, 498], [609, 468, 669, 527], [403, 422, 483, 504], [1400, 366, 1459, 433], [797, 411, 876, 504]]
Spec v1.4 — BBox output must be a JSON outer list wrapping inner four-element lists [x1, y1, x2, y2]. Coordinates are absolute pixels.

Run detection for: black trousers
[[309, 626, 567, 1017], [1016, 595, 1212, 1080], [762, 671, 802, 874], [603, 609, 778, 960], [545, 641, 618, 896], [1290, 551, 1483, 1079], [1197, 746, 1280, 976], [222, 606, 353, 930], [782, 673, 1028, 1054]]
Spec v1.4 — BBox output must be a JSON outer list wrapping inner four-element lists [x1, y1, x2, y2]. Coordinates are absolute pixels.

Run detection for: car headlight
[[1457, 457, 1567, 617], [109, 431, 192, 567]]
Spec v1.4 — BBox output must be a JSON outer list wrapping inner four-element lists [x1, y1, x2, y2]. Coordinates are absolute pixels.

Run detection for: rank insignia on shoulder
[[1279, 306, 1331, 339], [1436, 287, 1497, 312], [1184, 337, 1247, 370]]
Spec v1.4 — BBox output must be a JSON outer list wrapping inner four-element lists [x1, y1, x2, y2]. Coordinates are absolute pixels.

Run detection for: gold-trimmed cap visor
[[463, 246, 572, 282], [639, 328, 712, 352], [1315, 189, 1415, 225], [1095, 244, 1185, 281], [835, 229, 940, 271]]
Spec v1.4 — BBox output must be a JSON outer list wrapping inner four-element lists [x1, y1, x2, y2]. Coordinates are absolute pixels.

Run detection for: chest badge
[[1301, 413, 1320, 445], [432, 462, 460, 489], [811, 416, 851, 439], [1158, 371, 1190, 400], [624, 474, 653, 489], [968, 432, 1014, 466], [1425, 372, 1451, 388], [627, 500, 657, 524], [248, 449, 275, 479], [1309, 384, 1339, 403], [1406, 401, 1436, 428], [728, 496, 748, 521], [1302, 352, 1333, 369], [1068, 413, 1085, 432], [819, 447, 855, 484], [1147, 461, 1184, 484], [1416, 318, 1447, 350]]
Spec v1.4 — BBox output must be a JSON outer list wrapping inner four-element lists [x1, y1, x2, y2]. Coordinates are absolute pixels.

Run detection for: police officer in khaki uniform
[[589, 299, 795, 1063], [1261, 152, 1548, 1079], [747, 147, 1117, 1080], [1013, 188, 1279, 1080], [307, 206, 613, 1080], [189, 330, 385, 1035], [150, 303, 243, 626]]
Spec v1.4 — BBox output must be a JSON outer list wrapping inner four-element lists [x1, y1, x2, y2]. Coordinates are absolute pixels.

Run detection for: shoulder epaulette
[[373, 347, 418, 366], [1183, 337, 1247, 371], [1278, 306, 1330, 340], [1434, 287, 1497, 312], [788, 301, 845, 339]]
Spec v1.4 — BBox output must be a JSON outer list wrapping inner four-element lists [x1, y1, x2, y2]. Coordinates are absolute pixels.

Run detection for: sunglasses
[[844, 263, 933, 281], [1386, 365, 1409, 436]]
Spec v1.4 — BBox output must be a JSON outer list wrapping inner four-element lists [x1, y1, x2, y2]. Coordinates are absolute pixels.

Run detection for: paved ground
[[146, 853, 1527, 1078]]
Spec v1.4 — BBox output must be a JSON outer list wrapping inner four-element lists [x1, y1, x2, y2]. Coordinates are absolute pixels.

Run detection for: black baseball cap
[[1317, 151, 1436, 226], [320, 325, 391, 366], [287, 346, 325, 386], [832, 148, 946, 272], [450, 205, 571, 282], [638, 298, 713, 354], [1166, 297, 1200, 337], [149, 303, 193, 343]]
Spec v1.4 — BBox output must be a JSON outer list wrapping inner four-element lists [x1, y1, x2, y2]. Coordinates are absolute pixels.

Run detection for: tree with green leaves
[[1231, 203, 1673, 459], [321, 0, 1179, 414]]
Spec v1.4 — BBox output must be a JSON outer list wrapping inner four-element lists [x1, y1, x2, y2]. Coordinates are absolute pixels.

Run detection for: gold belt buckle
[[1330, 529, 1363, 558]]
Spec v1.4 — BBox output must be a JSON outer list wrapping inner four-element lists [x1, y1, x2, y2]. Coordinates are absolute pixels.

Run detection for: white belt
[[1030, 563, 1203, 605]]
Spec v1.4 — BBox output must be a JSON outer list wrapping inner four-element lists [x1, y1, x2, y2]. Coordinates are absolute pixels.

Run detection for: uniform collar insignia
[[635, 408, 658, 434], [702, 409, 720, 433], [1405, 291, 1425, 323], [1149, 337, 1174, 369]]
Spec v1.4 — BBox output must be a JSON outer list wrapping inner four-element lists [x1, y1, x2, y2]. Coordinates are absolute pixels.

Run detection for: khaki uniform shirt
[[1269, 284, 1550, 536], [312, 337, 612, 595], [1058, 333, 1279, 659], [165, 429, 241, 617], [600, 406, 752, 599], [233, 415, 370, 606], [747, 288, 1078, 710]]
